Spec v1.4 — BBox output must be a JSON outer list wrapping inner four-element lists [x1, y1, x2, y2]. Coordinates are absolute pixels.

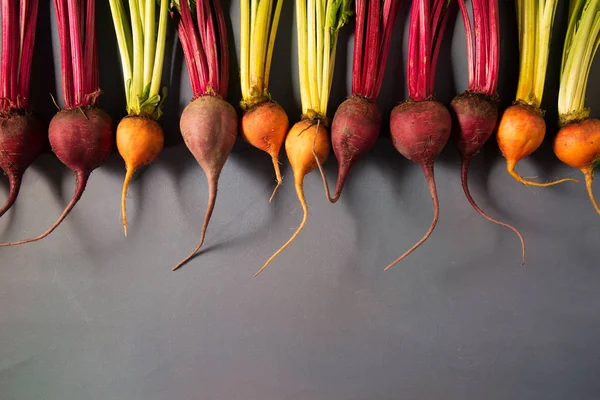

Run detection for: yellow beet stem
[[121, 167, 135, 237], [142, 0, 156, 87], [250, 0, 270, 94], [583, 167, 600, 214], [515, 0, 536, 105], [297, 0, 310, 112], [264, 0, 284, 88], [268, 156, 283, 203], [255, 173, 308, 277], [307, 0, 319, 108], [506, 159, 579, 187], [240, 0, 250, 99], [173, 174, 219, 271], [533, 0, 559, 105]]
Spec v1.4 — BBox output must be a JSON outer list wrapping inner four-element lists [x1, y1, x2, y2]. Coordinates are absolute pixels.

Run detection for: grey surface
[[1, 1, 600, 399]]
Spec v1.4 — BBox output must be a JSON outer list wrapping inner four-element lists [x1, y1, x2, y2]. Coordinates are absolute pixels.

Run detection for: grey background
[[1, 1, 599, 399]]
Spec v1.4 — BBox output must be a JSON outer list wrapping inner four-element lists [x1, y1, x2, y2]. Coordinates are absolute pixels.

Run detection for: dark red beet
[[0, 112, 45, 217], [450, 92, 525, 264], [0, 107, 112, 246], [173, 95, 238, 270], [324, 96, 381, 202], [386, 99, 451, 270]]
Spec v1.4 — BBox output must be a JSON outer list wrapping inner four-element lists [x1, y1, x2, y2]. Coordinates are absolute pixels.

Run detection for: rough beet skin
[[0, 112, 46, 217], [329, 96, 381, 201]]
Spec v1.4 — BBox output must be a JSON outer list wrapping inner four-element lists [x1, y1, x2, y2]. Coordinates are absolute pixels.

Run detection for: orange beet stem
[[0, 170, 89, 247], [462, 157, 525, 265], [507, 159, 578, 187], [583, 168, 600, 214], [385, 164, 438, 271], [255, 174, 308, 277]]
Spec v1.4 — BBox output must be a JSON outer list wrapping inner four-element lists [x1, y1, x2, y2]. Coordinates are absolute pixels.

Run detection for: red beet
[[451, 92, 525, 264], [0, 112, 45, 217], [386, 99, 451, 270], [0, 107, 112, 246], [173, 95, 238, 271], [324, 96, 381, 202]]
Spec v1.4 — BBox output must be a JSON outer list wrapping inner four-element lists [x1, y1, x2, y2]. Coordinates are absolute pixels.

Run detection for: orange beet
[[554, 118, 600, 214], [240, 101, 289, 201], [116, 115, 164, 237], [254, 117, 329, 276], [497, 104, 576, 187]]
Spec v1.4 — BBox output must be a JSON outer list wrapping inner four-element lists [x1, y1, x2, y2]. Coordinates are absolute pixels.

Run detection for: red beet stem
[[385, 163, 439, 271], [457, 0, 474, 88], [212, 0, 229, 97], [0, 172, 21, 218], [173, 172, 218, 271], [485, 0, 499, 94], [54, 0, 74, 107], [0, 170, 89, 247], [198, 0, 219, 92], [373, 0, 401, 98], [1, 0, 15, 102], [362, 0, 381, 97], [17, 0, 39, 108], [176, 0, 207, 94], [67, 0, 83, 105], [83, 0, 98, 97], [461, 156, 525, 264], [352, 0, 366, 94]]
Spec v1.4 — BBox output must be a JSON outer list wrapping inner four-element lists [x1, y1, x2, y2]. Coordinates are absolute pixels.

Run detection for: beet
[[328, 96, 381, 201], [451, 92, 525, 264], [386, 99, 451, 269], [173, 95, 238, 270], [0, 112, 46, 217], [0, 107, 112, 246]]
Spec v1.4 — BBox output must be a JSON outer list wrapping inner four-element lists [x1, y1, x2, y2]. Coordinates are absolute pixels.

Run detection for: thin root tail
[[462, 158, 526, 265], [312, 132, 339, 203], [0, 170, 89, 247], [582, 168, 600, 215], [0, 173, 22, 218], [507, 161, 578, 187], [121, 168, 135, 238], [173, 174, 219, 271], [254, 178, 308, 277], [385, 164, 438, 271], [268, 156, 283, 203]]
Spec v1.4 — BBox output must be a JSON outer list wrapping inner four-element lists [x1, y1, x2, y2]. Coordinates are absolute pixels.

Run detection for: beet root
[[450, 92, 525, 264], [0, 107, 113, 247], [386, 99, 450, 270], [315, 96, 381, 202], [173, 95, 238, 271], [0, 112, 46, 217]]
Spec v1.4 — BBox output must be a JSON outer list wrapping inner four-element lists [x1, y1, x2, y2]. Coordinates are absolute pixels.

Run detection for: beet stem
[[462, 157, 525, 265], [268, 156, 282, 203], [385, 164, 438, 271], [0, 173, 21, 218], [506, 160, 578, 187], [121, 167, 135, 237], [583, 167, 600, 214], [173, 173, 219, 271], [0, 170, 89, 247], [255, 176, 308, 277]]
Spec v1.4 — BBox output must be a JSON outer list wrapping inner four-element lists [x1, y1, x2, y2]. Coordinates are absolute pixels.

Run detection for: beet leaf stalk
[[554, 0, 600, 214], [450, 0, 525, 263], [170, 0, 238, 271], [496, 0, 577, 186], [314, 0, 402, 202], [385, 0, 452, 271], [0, 0, 45, 218], [109, 0, 169, 236], [239, 0, 289, 202], [254, 0, 353, 277], [1, 0, 113, 247]]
